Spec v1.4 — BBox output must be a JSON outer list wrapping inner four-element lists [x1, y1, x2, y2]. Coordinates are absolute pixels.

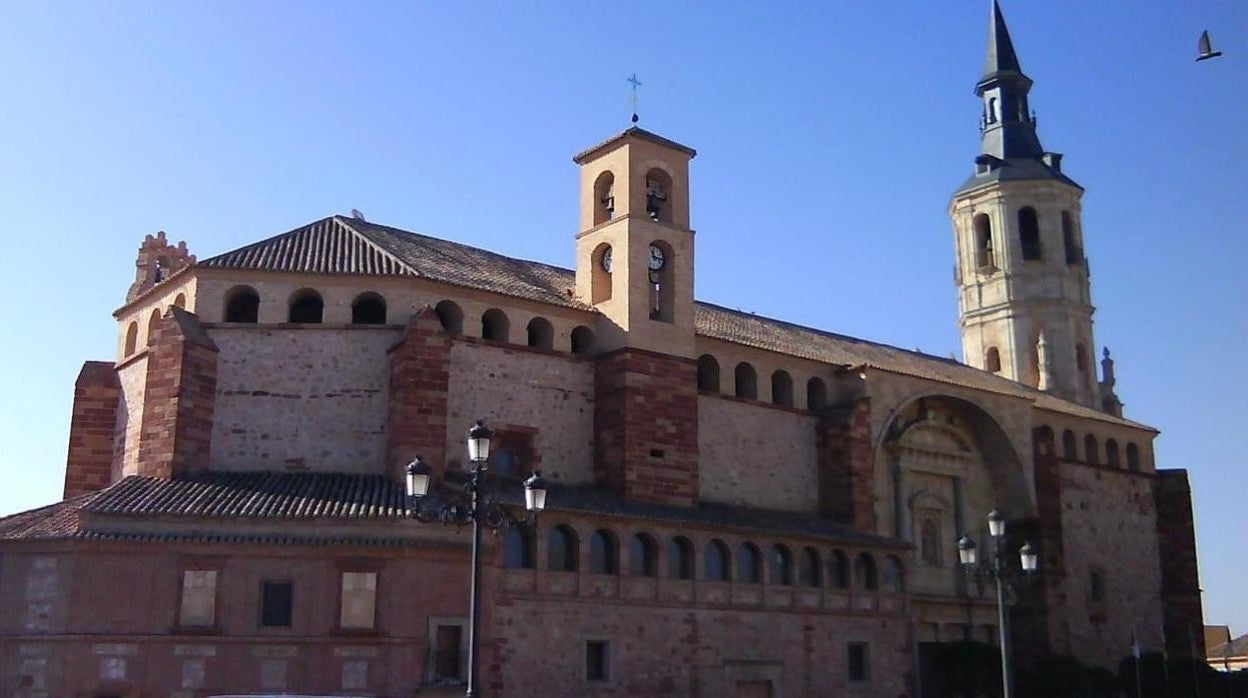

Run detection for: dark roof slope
[[0, 492, 99, 540], [198, 216, 417, 277]]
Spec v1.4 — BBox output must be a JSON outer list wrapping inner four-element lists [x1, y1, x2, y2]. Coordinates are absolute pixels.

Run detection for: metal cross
[[627, 73, 642, 123]]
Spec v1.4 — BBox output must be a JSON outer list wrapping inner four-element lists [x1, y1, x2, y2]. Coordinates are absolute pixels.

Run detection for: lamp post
[[405, 420, 548, 698], [956, 509, 1038, 698]]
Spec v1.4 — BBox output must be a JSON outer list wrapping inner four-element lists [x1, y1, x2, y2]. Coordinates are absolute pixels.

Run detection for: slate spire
[[983, 0, 1022, 78], [973, 0, 1043, 160]]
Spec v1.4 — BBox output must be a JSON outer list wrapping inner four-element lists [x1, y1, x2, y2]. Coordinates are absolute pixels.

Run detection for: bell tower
[[573, 126, 697, 357], [949, 1, 1100, 408]]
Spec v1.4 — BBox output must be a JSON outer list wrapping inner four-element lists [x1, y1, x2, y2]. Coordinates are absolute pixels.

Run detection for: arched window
[[503, 527, 534, 569], [1084, 434, 1099, 465], [123, 322, 139, 355], [628, 533, 658, 577], [526, 317, 554, 350], [1076, 344, 1091, 389], [351, 293, 387, 325], [147, 309, 162, 346], [769, 544, 794, 586], [288, 289, 323, 323], [570, 325, 595, 356], [704, 539, 730, 582], [807, 377, 827, 410], [588, 529, 618, 575], [481, 309, 509, 343], [737, 543, 762, 584], [173, 293, 186, 309], [920, 519, 941, 566], [987, 97, 998, 124], [734, 363, 757, 400], [644, 168, 673, 224], [1018, 207, 1042, 261], [697, 355, 720, 393], [224, 285, 259, 323], [1106, 439, 1121, 468], [668, 536, 695, 580], [854, 552, 878, 591], [1062, 430, 1078, 460], [591, 243, 613, 305], [771, 371, 793, 407], [985, 347, 1002, 373], [547, 525, 578, 572], [883, 556, 905, 592], [1062, 211, 1081, 266], [593, 170, 615, 225], [830, 550, 850, 589], [1126, 443, 1140, 472], [799, 547, 821, 588], [973, 214, 994, 268], [435, 301, 463, 335], [648, 239, 675, 322]]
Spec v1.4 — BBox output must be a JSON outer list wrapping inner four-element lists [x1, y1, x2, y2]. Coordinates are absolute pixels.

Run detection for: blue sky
[[1, 1, 1244, 635]]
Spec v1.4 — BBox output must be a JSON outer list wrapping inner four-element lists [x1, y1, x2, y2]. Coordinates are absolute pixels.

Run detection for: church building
[[0, 3, 1202, 696]]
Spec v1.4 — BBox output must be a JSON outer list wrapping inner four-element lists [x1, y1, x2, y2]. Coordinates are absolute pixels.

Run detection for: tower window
[[769, 544, 793, 586], [806, 377, 827, 410], [589, 530, 619, 575], [224, 285, 260, 323], [481, 309, 510, 343], [593, 171, 615, 225], [547, 525, 579, 572], [854, 553, 878, 590], [986, 97, 998, 124], [973, 214, 994, 268], [526, 317, 554, 350], [123, 321, 138, 355], [351, 293, 387, 325], [503, 527, 535, 569], [1062, 211, 1081, 266], [704, 539, 730, 582], [1062, 430, 1078, 460], [570, 325, 595, 356], [435, 300, 463, 335], [288, 289, 323, 324], [736, 543, 761, 584], [644, 168, 672, 224], [1018, 207, 1042, 261], [628, 533, 658, 577], [591, 243, 613, 305], [647, 240, 674, 322], [667, 536, 694, 580], [697, 355, 720, 393], [771, 370, 793, 407], [734, 362, 758, 400], [985, 347, 1002, 373], [1084, 434, 1099, 465], [260, 580, 293, 628], [1106, 439, 1121, 468], [147, 309, 162, 346], [1076, 344, 1091, 389], [799, 547, 821, 588]]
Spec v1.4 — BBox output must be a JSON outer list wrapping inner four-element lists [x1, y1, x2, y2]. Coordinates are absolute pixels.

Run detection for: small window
[[339, 571, 377, 630], [593, 171, 615, 225], [351, 293, 387, 325], [807, 377, 827, 410], [1062, 430, 1078, 460], [1062, 211, 1081, 266], [629, 533, 658, 577], [481, 308, 509, 343], [830, 550, 850, 589], [1126, 443, 1140, 472], [737, 543, 761, 584], [179, 570, 217, 627], [490, 427, 534, 480], [668, 536, 694, 580], [547, 525, 579, 572], [586, 640, 610, 682], [734, 363, 758, 400], [697, 354, 720, 393], [224, 285, 260, 323], [1018, 207, 1042, 261], [260, 580, 293, 628], [1076, 344, 1091, 389], [288, 289, 324, 323], [503, 527, 535, 569], [570, 325, 595, 356], [434, 624, 464, 681], [799, 547, 821, 588], [848, 642, 870, 682], [526, 317, 554, 350], [771, 371, 793, 407], [591, 243, 613, 305], [435, 300, 463, 335], [589, 529, 619, 575], [985, 347, 1001, 373], [1106, 439, 1121, 468], [854, 553, 878, 591], [973, 214, 994, 268], [644, 168, 673, 224], [769, 544, 793, 586], [704, 539, 730, 582], [1084, 434, 1099, 465], [882, 556, 905, 592], [124, 321, 139, 355], [147, 309, 161, 346]]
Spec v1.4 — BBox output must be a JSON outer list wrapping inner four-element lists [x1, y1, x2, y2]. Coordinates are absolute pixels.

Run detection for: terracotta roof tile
[[0, 492, 98, 540], [198, 217, 416, 277]]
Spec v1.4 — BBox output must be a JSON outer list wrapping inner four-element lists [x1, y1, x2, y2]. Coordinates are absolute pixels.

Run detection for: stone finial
[[125, 231, 196, 303], [1101, 347, 1116, 388], [1036, 332, 1053, 392]]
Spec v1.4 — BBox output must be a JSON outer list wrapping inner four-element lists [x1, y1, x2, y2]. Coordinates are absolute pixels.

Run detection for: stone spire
[[1099, 347, 1124, 417]]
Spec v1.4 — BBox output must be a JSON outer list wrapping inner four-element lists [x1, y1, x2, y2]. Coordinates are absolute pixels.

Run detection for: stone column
[[387, 306, 451, 483], [63, 361, 121, 497], [136, 308, 218, 478]]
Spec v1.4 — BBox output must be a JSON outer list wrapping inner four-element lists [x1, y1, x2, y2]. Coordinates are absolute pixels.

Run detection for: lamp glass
[[467, 421, 492, 464], [406, 470, 429, 498], [957, 537, 977, 566], [1020, 543, 1038, 572], [525, 486, 547, 512], [987, 509, 1005, 538]]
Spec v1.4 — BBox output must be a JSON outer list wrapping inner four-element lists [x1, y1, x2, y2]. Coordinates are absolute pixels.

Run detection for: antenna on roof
[[350, 208, 367, 221]]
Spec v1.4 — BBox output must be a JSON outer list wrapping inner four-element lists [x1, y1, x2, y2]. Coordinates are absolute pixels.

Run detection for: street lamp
[[957, 510, 1038, 698], [405, 420, 548, 698]]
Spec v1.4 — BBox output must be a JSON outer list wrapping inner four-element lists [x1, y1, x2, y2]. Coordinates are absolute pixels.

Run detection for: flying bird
[[1196, 30, 1223, 62]]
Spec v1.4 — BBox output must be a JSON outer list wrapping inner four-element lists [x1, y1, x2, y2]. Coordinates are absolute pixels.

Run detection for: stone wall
[[63, 362, 121, 498], [1052, 462, 1164, 668], [113, 355, 148, 479], [698, 395, 818, 512], [1153, 469, 1204, 659], [137, 308, 219, 479], [446, 341, 595, 483], [209, 326, 396, 473]]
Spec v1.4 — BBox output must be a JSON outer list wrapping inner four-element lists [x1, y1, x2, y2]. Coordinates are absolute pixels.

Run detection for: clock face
[[600, 246, 613, 274], [648, 244, 666, 271]]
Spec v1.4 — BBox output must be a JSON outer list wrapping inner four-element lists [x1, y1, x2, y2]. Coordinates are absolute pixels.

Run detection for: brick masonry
[[136, 308, 219, 478], [816, 397, 877, 530], [594, 348, 699, 507], [387, 306, 452, 482], [1153, 468, 1205, 658], [63, 362, 121, 498]]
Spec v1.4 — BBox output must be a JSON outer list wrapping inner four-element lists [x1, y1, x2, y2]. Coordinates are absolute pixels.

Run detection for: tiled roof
[[1209, 634, 1248, 659], [0, 492, 98, 540], [195, 216, 1151, 430], [85, 471, 409, 519]]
